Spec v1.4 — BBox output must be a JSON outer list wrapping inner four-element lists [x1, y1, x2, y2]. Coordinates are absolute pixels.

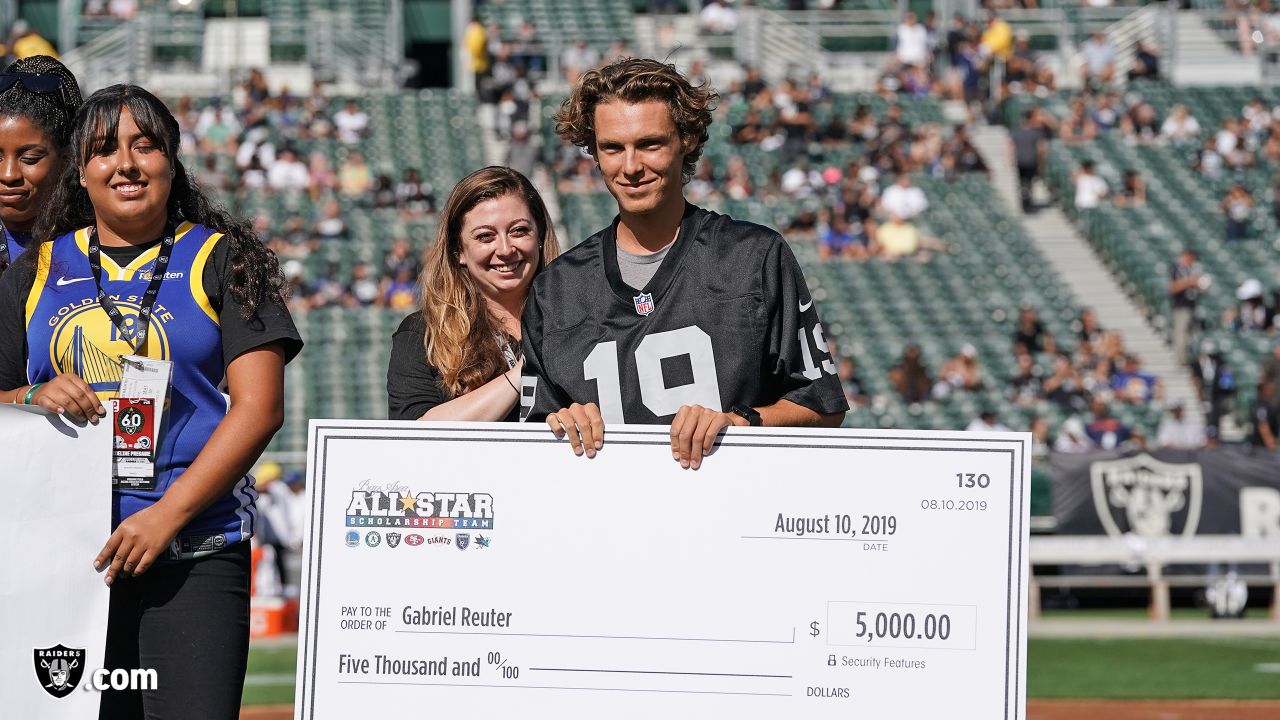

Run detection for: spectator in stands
[[1060, 98, 1098, 143], [838, 357, 868, 408], [1008, 352, 1044, 408], [464, 15, 490, 95], [926, 344, 981, 400], [380, 266, 417, 310], [980, 11, 1013, 62], [333, 99, 369, 146], [307, 151, 337, 199], [890, 344, 932, 404], [1222, 183, 1254, 241], [1044, 353, 1087, 412], [306, 261, 349, 309], [511, 21, 546, 76], [942, 124, 988, 175], [1072, 160, 1107, 212], [1013, 306, 1055, 355], [370, 174, 397, 209], [1112, 169, 1146, 208], [1081, 32, 1115, 88], [1222, 278, 1274, 332], [5, 20, 57, 60], [1191, 339, 1235, 444], [561, 40, 600, 85], [237, 155, 267, 198], [395, 167, 436, 217], [1076, 307, 1104, 349], [876, 215, 943, 261], [266, 147, 310, 194], [1086, 395, 1139, 450], [1011, 110, 1046, 212], [1121, 102, 1160, 143], [818, 210, 872, 260], [194, 96, 240, 154], [1157, 401, 1206, 449], [700, 0, 739, 33], [506, 123, 541, 182], [946, 38, 983, 106], [879, 173, 928, 221], [338, 151, 373, 198], [1160, 104, 1201, 145], [966, 408, 1011, 433], [312, 199, 348, 242], [196, 155, 230, 194], [1053, 416, 1094, 453], [349, 261, 380, 307], [1111, 354, 1161, 404], [1127, 40, 1160, 82], [894, 11, 931, 68], [1194, 136, 1225, 179], [387, 167, 560, 421], [1089, 92, 1124, 133], [1251, 379, 1279, 451], [1262, 339, 1280, 403], [383, 236, 417, 279]]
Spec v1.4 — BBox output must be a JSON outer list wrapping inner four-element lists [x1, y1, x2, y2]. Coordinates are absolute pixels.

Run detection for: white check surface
[[297, 422, 1029, 719]]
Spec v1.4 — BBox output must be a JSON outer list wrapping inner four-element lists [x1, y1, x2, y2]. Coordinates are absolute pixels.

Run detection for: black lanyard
[[0, 224, 11, 269], [87, 224, 176, 357]]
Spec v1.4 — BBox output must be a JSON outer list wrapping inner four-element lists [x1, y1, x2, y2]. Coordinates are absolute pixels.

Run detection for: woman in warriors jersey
[[0, 85, 301, 719], [387, 166, 560, 420], [522, 58, 847, 469], [0, 55, 81, 276]]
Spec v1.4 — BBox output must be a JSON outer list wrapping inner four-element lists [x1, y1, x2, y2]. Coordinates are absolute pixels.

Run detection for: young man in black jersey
[[521, 58, 848, 469]]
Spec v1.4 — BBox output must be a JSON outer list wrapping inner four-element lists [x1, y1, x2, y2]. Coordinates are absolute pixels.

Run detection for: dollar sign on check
[[810, 621, 821, 637]]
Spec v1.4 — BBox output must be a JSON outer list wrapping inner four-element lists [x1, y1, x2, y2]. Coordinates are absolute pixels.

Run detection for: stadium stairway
[[971, 125, 1203, 422], [1171, 10, 1261, 86]]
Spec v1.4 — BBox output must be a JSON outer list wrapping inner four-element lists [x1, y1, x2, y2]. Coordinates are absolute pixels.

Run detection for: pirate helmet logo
[[33, 644, 86, 698]]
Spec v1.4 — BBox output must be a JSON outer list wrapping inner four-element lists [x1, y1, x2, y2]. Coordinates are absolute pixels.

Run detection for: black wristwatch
[[730, 405, 762, 427]]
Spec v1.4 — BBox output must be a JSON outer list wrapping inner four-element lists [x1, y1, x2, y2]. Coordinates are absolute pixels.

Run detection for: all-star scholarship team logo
[[34, 645, 85, 698], [345, 480, 494, 531]]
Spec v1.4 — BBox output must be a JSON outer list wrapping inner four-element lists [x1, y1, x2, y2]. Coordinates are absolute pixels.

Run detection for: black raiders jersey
[[520, 203, 848, 424]]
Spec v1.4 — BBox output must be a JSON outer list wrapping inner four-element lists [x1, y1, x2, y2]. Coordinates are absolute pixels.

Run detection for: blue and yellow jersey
[[24, 222, 256, 558]]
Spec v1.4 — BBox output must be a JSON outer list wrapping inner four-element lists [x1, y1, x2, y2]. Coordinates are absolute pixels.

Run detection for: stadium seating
[[477, 0, 635, 49], [1007, 86, 1280, 391]]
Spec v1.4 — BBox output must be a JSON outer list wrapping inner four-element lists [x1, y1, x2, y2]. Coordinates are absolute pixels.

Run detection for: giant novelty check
[[296, 422, 1030, 719]]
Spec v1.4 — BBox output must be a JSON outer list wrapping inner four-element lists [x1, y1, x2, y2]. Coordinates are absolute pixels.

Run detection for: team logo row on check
[[344, 530, 491, 550]]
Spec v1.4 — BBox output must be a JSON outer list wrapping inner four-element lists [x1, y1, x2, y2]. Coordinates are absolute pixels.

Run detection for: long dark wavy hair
[[33, 84, 286, 316]]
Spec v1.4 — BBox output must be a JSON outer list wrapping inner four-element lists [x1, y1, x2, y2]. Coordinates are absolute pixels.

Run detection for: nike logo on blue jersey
[[56, 276, 92, 286], [799, 299, 813, 312]]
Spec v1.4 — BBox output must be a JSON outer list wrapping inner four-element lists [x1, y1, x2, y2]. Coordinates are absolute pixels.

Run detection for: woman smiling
[[0, 84, 302, 719], [387, 166, 560, 421], [0, 55, 81, 275]]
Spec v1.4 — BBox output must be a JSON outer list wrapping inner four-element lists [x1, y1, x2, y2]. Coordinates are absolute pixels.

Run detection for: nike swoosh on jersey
[[799, 299, 813, 312], [56, 276, 92, 286]]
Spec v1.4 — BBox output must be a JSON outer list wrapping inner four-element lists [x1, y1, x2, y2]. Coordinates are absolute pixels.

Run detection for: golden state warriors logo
[[48, 300, 171, 395]]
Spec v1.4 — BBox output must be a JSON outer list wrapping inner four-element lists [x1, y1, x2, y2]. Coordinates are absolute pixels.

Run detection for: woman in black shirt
[[387, 166, 560, 420]]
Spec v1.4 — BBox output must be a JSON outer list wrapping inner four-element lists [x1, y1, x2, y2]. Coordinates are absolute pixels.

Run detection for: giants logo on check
[[345, 487, 494, 530]]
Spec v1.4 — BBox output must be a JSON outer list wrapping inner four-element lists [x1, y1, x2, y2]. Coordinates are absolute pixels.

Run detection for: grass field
[[244, 634, 1280, 706]]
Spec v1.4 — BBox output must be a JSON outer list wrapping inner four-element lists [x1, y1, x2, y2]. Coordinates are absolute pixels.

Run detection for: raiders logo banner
[[1049, 449, 1280, 538], [1, 406, 112, 717]]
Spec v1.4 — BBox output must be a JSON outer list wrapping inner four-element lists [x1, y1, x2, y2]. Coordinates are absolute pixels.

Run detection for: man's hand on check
[[547, 403, 605, 458], [670, 405, 748, 470]]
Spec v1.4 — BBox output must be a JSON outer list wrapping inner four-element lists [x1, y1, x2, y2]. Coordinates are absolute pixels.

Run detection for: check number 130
[[957, 473, 991, 489]]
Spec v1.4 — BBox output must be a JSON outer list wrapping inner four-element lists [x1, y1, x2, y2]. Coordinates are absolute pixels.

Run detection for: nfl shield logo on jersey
[[633, 292, 655, 316]]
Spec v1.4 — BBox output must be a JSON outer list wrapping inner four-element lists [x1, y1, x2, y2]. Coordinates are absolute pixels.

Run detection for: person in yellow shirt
[[464, 16, 489, 84], [980, 12, 1012, 63], [9, 20, 59, 60]]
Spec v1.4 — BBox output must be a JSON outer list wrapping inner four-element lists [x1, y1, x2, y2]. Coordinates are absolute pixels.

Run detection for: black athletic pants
[[99, 542, 250, 720]]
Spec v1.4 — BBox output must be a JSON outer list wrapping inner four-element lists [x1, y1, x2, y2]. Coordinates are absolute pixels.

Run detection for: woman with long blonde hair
[[387, 166, 560, 420]]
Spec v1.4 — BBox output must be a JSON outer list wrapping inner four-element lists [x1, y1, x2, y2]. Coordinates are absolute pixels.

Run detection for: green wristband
[[22, 383, 42, 405]]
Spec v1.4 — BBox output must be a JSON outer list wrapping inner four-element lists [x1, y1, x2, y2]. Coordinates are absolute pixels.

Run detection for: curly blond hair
[[419, 166, 561, 397], [554, 57, 717, 183]]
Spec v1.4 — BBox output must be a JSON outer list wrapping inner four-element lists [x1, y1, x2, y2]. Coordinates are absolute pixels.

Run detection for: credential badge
[[633, 292, 654, 316]]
